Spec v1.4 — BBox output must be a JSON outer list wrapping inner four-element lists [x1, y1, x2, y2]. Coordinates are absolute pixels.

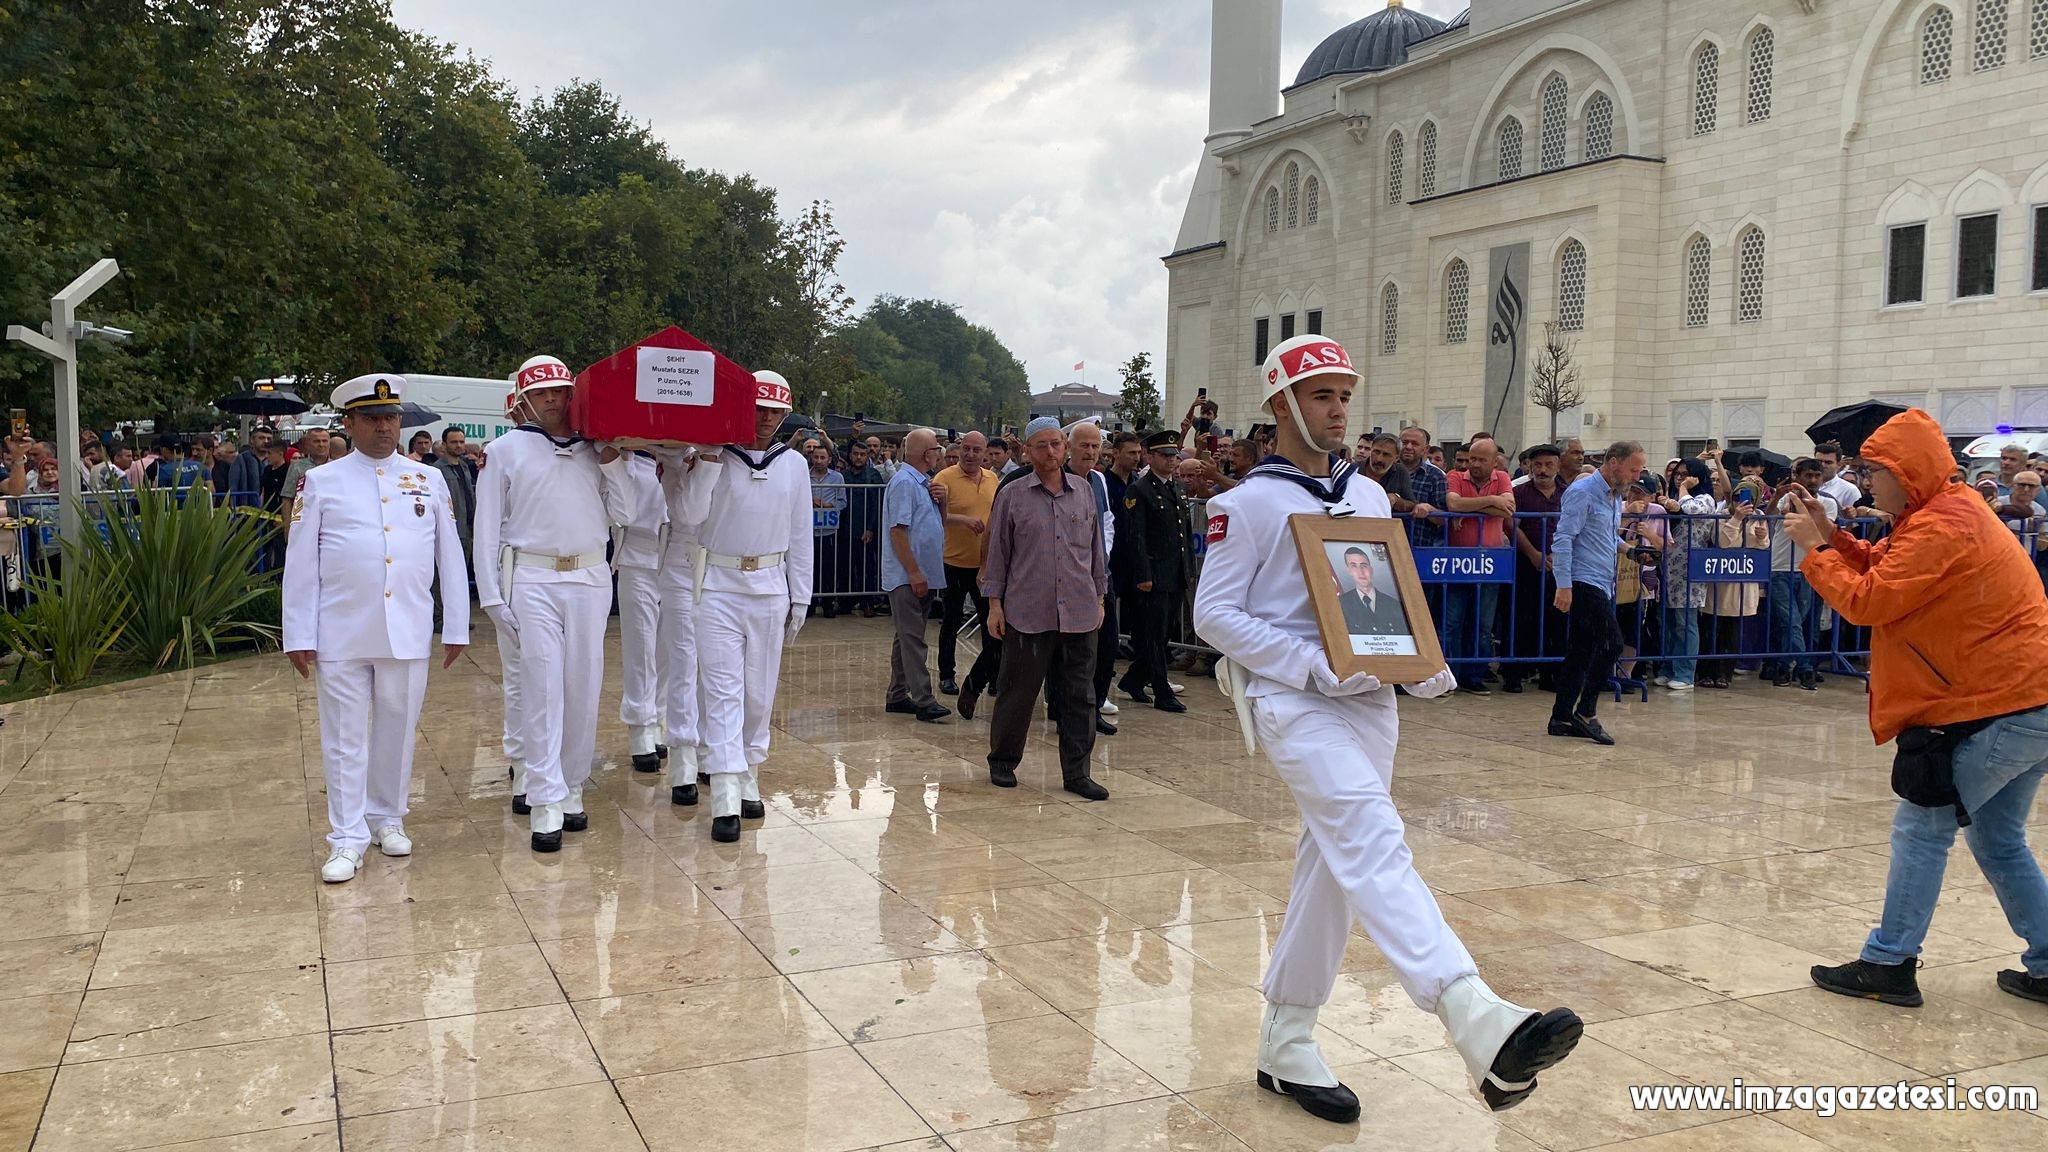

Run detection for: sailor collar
[[1243, 453, 1363, 517], [725, 443, 793, 477], [515, 423, 585, 456]]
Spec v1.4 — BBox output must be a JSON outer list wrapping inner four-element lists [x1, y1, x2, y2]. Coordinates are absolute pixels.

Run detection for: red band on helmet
[[517, 362, 573, 389], [1281, 340, 1352, 380]]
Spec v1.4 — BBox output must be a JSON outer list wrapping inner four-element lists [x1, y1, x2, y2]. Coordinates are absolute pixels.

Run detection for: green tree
[[1113, 353, 1162, 432]]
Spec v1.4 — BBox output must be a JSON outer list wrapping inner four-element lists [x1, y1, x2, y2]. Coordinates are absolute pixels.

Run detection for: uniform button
[[376, 468, 385, 476], [384, 525, 391, 532], [384, 591, 392, 598], [381, 497, 389, 503], [386, 557, 394, 565]]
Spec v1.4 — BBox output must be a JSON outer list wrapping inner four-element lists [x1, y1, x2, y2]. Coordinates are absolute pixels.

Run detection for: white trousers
[[317, 657, 429, 856], [657, 556, 702, 752], [1253, 687, 1477, 1013], [616, 565, 664, 728], [697, 590, 786, 784], [511, 580, 610, 807], [497, 614, 523, 764]]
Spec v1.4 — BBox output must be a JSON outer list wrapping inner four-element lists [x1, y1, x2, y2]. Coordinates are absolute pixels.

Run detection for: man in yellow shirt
[[933, 431, 1002, 698]]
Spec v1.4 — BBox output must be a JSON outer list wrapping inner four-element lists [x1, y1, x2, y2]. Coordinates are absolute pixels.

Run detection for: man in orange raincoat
[[1785, 408, 2048, 1008]]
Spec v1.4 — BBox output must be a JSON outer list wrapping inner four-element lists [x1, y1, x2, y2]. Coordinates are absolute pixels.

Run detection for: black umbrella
[[1806, 400, 1909, 457], [397, 402, 442, 428], [1753, 448, 1794, 486], [215, 386, 309, 417]]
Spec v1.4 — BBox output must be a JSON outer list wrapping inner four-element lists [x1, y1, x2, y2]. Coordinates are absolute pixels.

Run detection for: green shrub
[[75, 486, 282, 670], [0, 568, 133, 690]]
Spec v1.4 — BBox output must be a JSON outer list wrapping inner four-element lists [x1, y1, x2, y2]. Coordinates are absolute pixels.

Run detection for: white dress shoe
[[371, 826, 412, 857], [1098, 700, 1120, 716], [321, 848, 363, 883]]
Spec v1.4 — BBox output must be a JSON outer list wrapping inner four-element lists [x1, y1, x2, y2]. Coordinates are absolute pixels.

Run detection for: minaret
[[1172, 0, 1283, 254]]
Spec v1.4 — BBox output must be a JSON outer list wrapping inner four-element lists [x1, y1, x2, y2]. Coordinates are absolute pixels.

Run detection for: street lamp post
[[6, 258, 122, 558]]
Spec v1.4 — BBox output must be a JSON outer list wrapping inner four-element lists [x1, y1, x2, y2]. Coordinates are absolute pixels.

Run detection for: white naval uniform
[[1192, 467, 1476, 1014], [613, 453, 667, 735], [673, 444, 812, 813], [654, 455, 707, 772], [474, 427, 631, 812], [284, 452, 470, 856]]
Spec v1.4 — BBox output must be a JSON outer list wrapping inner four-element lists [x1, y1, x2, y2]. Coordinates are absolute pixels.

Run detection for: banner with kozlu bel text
[[1485, 243, 1530, 453]]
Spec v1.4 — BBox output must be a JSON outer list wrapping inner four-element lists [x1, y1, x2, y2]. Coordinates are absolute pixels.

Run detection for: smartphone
[[853, 411, 864, 422], [1197, 388, 1208, 399], [8, 410, 25, 440]]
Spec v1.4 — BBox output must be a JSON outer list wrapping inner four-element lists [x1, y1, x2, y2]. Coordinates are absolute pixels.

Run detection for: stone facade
[[1165, 0, 2048, 455]]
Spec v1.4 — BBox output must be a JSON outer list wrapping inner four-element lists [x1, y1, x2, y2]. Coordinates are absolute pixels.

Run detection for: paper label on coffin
[[573, 326, 757, 448]]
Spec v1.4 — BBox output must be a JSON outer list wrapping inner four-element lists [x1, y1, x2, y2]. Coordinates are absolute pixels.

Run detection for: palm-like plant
[[0, 567, 132, 689], [76, 485, 281, 670]]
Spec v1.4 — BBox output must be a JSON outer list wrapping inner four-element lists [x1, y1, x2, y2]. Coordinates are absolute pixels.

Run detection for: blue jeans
[[1769, 571, 1818, 673], [1864, 705, 2048, 976], [1443, 585, 1498, 682], [1662, 599, 1699, 683]]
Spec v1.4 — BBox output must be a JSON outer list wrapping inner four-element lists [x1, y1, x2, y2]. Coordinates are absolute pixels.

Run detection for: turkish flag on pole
[[1073, 361, 1085, 372]]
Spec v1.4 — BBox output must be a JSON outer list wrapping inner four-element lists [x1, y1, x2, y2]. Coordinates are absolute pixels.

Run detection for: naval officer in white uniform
[[670, 371, 812, 842], [614, 450, 669, 773], [284, 373, 470, 883], [1195, 334, 1582, 1123], [474, 354, 631, 853]]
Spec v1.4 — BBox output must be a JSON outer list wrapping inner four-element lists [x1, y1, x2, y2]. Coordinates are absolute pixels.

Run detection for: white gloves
[[485, 603, 518, 639], [785, 604, 806, 646], [1311, 663, 1383, 697], [1405, 666, 1458, 700]]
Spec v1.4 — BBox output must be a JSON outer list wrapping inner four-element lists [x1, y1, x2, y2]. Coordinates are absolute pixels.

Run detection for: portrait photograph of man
[[1326, 542, 1417, 656]]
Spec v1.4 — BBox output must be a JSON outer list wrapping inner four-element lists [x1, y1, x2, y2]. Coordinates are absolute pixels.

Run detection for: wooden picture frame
[[1289, 514, 1445, 683]]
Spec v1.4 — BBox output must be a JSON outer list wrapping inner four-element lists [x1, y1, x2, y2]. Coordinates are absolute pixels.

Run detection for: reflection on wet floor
[[1, 616, 2043, 1150]]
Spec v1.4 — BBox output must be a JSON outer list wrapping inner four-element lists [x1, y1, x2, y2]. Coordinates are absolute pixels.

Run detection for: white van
[[401, 375, 519, 444]]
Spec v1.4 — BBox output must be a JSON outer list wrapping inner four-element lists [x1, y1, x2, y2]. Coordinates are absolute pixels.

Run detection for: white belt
[[511, 549, 608, 573], [703, 550, 786, 572]]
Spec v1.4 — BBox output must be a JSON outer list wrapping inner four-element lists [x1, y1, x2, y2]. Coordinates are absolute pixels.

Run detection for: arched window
[[1584, 92, 1615, 161], [1381, 283, 1400, 355], [1557, 241, 1588, 332], [1684, 235, 1713, 328], [1285, 162, 1301, 229], [1386, 132, 1405, 204], [1924, 7, 1955, 83], [1747, 28, 1775, 122], [1694, 44, 1720, 135], [1304, 177, 1321, 226], [1540, 75, 1569, 171], [1266, 187, 1280, 234], [1497, 118, 1524, 181], [2033, 0, 2048, 58], [1445, 260, 1471, 344], [1976, 0, 2009, 70], [1736, 227, 1767, 323], [1418, 122, 1439, 197]]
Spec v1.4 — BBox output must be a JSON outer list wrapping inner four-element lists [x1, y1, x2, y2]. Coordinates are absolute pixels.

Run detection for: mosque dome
[[1292, 2, 1456, 88]]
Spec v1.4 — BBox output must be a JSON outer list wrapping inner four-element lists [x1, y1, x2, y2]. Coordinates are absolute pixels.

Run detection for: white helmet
[[514, 354, 574, 395], [1259, 335, 1359, 452], [753, 370, 793, 411]]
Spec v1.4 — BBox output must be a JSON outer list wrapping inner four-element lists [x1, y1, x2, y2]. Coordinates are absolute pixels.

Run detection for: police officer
[[284, 374, 469, 884], [1114, 428, 1193, 712], [1195, 334, 1581, 1124]]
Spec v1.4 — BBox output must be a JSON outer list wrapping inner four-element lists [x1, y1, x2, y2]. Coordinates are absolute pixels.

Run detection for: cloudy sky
[[390, 0, 1464, 395]]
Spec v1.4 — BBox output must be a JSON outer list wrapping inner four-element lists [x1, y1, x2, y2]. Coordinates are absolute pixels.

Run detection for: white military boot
[[741, 764, 765, 821], [562, 785, 588, 833], [1434, 974, 1583, 1111], [1255, 1001, 1359, 1123], [509, 760, 530, 815], [530, 802, 565, 854], [629, 724, 662, 773], [669, 746, 700, 807], [709, 773, 743, 843]]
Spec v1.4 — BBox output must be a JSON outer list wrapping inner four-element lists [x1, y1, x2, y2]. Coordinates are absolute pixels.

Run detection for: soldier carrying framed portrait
[[1289, 514, 1444, 684]]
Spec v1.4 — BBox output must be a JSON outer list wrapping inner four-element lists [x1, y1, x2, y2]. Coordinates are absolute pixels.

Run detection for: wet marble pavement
[[0, 616, 2043, 1150]]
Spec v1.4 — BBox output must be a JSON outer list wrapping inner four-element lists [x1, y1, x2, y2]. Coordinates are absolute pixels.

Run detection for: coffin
[[571, 326, 757, 448]]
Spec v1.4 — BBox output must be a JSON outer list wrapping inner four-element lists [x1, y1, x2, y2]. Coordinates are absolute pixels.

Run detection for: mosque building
[[1163, 0, 2048, 455]]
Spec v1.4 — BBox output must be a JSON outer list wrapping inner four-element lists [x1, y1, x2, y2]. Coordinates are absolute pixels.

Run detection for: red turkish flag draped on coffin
[[571, 326, 759, 448]]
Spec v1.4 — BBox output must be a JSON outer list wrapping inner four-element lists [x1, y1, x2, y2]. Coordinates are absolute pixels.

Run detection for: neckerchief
[[1244, 453, 1361, 516], [515, 423, 583, 450], [724, 443, 792, 474]]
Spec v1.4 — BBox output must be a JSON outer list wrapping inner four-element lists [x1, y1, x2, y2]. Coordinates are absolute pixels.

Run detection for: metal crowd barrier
[[1, 486, 288, 609]]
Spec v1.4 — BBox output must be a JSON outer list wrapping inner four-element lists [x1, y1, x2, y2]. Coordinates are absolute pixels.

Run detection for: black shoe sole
[[656, 744, 668, 760], [1811, 967, 1923, 1007], [512, 795, 530, 815], [1997, 971, 2048, 1004], [741, 800, 765, 820], [711, 816, 741, 843], [531, 831, 562, 853], [988, 771, 1018, 789], [671, 784, 698, 807], [957, 685, 980, 721], [883, 703, 920, 715], [632, 754, 661, 773], [1256, 1071, 1360, 1124], [1154, 701, 1187, 713], [1482, 1008, 1584, 1111], [562, 813, 588, 833]]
